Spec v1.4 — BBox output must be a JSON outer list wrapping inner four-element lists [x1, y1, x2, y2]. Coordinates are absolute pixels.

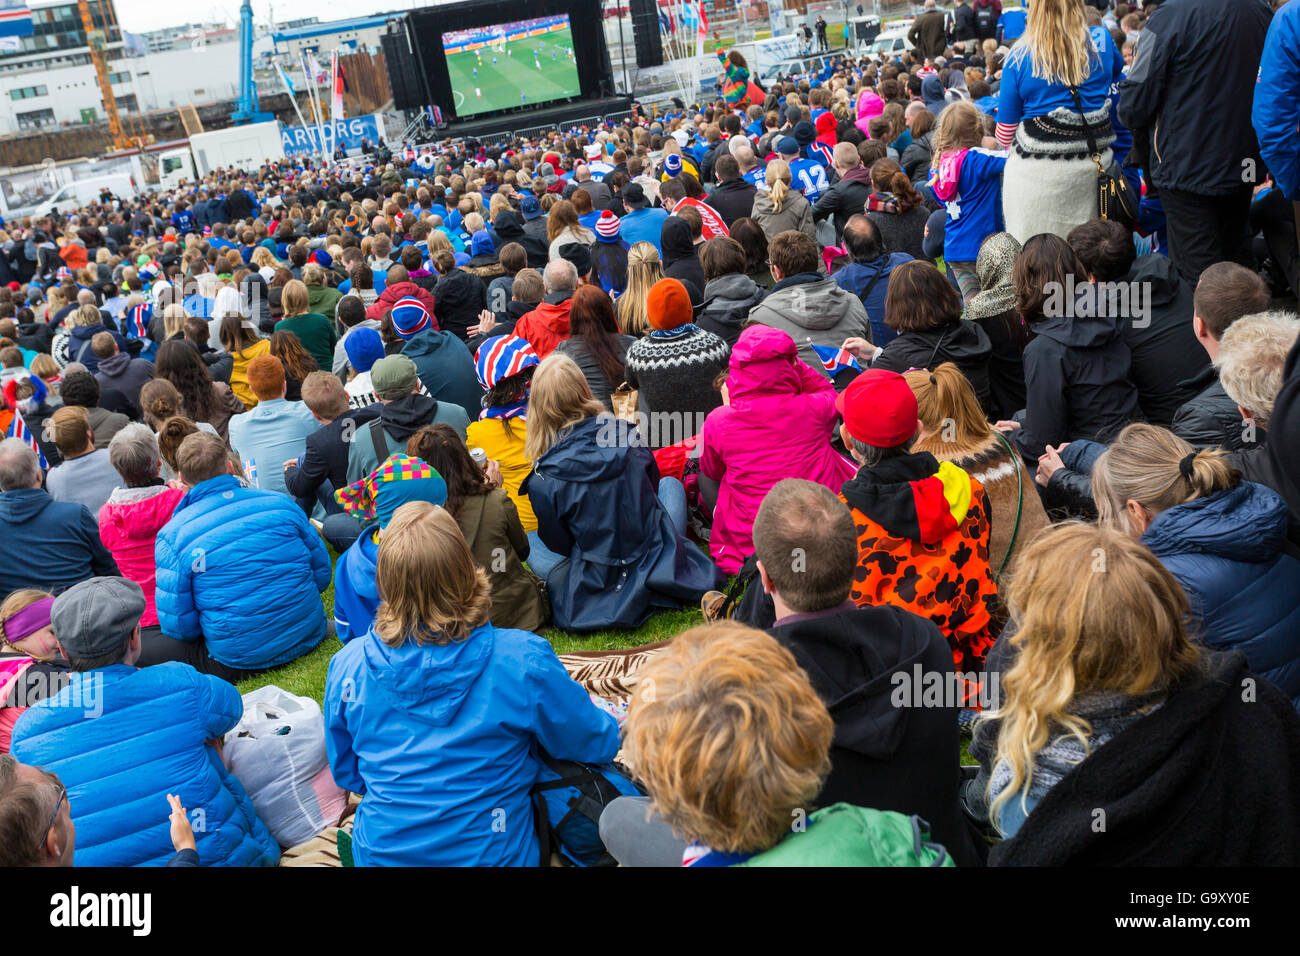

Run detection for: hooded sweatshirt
[[696, 273, 766, 348], [699, 326, 856, 573], [94, 350, 154, 409], [771, 603, 984, 866], [491, 210, 549, 269], [660, 216, 706, 294], [0, 488, 120, 597], [746, 273, 871, 379], [514, 293, 573, 359], [855, 90, 885, 137], [323, 622, 620, 866]]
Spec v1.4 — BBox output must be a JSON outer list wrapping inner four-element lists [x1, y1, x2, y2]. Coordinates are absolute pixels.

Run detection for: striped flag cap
[[474, 335, 539, 392], [390, 296, 433, 340]]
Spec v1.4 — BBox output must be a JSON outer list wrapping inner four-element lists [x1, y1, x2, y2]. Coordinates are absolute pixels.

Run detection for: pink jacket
[[98, 486, 185, 628], [856, 90, 885, 137], [699, 325, 857, 574]]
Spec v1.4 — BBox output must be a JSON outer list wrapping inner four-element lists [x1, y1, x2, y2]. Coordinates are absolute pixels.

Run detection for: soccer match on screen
[[442, 14, 582, 117]]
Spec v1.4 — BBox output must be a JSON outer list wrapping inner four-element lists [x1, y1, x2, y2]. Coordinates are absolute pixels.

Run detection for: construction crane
[[232, 0, 273, 124], [77, 0, 131, 150]]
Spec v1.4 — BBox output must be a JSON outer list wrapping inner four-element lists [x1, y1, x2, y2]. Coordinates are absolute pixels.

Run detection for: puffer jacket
[[12, 663, 280, 867], [324, 622, 619, 866], [745, 273, 870, 379], [154, 475, 331, 670], [696, 273, 766, 347], [700, 326, 856, 573], [521, 414, 719, 630], [97, 485, 185, 628], [1142, 481, 1300, 709], [333, 529, 379, 645]]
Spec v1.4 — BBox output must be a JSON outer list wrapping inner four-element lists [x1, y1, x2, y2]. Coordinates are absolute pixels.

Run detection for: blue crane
[[231, 0, 273, 124]]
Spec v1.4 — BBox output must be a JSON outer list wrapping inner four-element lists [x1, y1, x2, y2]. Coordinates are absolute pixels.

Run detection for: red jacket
[[514, 298, 572, 358], [365, 280, 439, 325]]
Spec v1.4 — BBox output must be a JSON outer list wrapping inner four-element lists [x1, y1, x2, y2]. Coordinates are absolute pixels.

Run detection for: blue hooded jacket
[[12, 663, 280, 867], [333, 529, 380, 645], [521, 415, 719, 630], [1252, 0, 1300, 200], [324, 623, 620, 866], [154, 475, 331, 669], [1142, 481, 1300, 709], [0, 489, 119, 599]]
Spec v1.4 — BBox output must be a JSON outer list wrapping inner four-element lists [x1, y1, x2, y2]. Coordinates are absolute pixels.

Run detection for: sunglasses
[[38, 778, 66, 852]]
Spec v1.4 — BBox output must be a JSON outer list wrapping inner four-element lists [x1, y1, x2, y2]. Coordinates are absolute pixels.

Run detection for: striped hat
[[345, 214, 359, 230], [475, 334, 539, 391], [390, 296, 433, 340], [594, 210, 621, 242], [664, 153, 683, 177]]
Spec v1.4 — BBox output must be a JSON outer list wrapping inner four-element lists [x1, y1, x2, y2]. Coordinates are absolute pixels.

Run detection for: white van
[[158, 148, 196, 192], [45, 173, 137, 216]]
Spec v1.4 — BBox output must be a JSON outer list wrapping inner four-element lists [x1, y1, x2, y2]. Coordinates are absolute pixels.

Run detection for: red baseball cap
[[835, 368, 918, 448]]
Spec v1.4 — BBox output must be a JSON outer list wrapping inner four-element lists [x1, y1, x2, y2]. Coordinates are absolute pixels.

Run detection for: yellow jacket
[[229, 338, 272, 409], [466, 417, 537, 533]]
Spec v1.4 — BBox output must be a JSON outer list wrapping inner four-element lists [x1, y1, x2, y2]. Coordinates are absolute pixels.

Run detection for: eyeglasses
[[38, 779, 66, 852]]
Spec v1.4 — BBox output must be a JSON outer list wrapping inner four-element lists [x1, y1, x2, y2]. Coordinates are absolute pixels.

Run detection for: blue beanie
[[344, 327, 385, 373], [664, 153, 683, 177], [471, 229, 495, 257], [776, 136, 799, 156]]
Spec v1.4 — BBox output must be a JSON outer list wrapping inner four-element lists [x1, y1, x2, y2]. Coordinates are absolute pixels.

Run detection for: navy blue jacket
[[1143, 482, 1300, 709], [0, 489, 118, 599], [521, 415, 718, 630], [399, 328, 486, 421]]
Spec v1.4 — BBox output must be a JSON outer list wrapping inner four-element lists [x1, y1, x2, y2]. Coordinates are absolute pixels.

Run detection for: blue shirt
[[618, 207, 669, 253], [227, 398, 321, 497], [998, 8, 1027, 43], [997, 39, 1113, 128], [743, 165, 767, 189], [941, 148, 1007, 262], [170, 210, 195, 234], [789, 158, 831, 203]]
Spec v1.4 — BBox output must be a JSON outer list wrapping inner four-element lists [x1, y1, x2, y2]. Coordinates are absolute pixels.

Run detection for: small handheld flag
[[811, 343, 862, 376], [5, 410, 47, 470]]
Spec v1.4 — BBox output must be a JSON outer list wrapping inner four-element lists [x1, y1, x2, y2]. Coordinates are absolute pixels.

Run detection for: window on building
[[8, 85, 48, 100], [108, 70, 130, 83], [16, 107, 56, 130], [114, 94, 137, 111]]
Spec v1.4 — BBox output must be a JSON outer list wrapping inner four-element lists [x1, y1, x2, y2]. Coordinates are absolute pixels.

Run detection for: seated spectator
[[837, 369, 998, 696], [218, 315, 272, 410], [813, 143, 876, 243], [0, 755, 74, 865], [275, 279, 336, 372], [269, 329, 318, 402], [331, 452, 450, 644], [555, 286, 634, 412], [91, 332, 153, 413], [659, 215, 706, 297], [389, 296, 485, 421], [833, 214, 913, 349], [863, 158, 930, 262], [58, 371, 129, 450], [66, 303, 126, 374], [285, 371, 380, 552], [546, 199, 596, 261], [979, 524, 1300, 865], [45, 405, 120, 516], [427, 254, 487, 342], [1172, 262, 1274, 452], [149, 431, 331, 679], [848, 259, 994, 410], [751, 160, 817, 247], [227, 355, 320, 497], [343, 327, 386, 409], [1000, 234, 1142, 462], [961, 232, 1029, 421], [183, 316, 233, 383], [0, 591, 68, 754], [154, 340, 244, 442], [465, 335, 538, 533], [323, 502, 618, 865], [10, 577, 280, 867], [409, 425, 546, 632], [1067, 219, 1206, 427], [699, 325, 856, 574], [332, 295, 381, 380], [624, 278, 730, 450], [696, 236, 766, 349], [707, 154, 759, 228], [905, 363, 1048, 579], [346, 355, 470, 485], [606, 621, 955, 867], [520, 353, 717, 630], [747, 230, 870, 379], [514, 258, 577, 359], [589, 212, 630, 298], [97, 424, 184, 644]]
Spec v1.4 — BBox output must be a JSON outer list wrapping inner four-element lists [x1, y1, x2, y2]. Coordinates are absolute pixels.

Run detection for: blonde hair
[[1092, 423, 1239, 537], [251, 246, 276, 269], [616, 241, 663, 337], [280, 279, 309, 317], [904, 362, 995, 458], [0, 588, 52, 650], [29, 354, 58, 381], [765, 158, 793, 213], [622, 622, 834, 854], [983, 523, 1201, 827], [1017, 0, 1093, 88], [1215, 310, 1300, 428], [373, 502, 491, 646], [931, 101, 984, 162], [162, 303, 188, 339], [73, 303, 101, 328], [523, 353, 604, 461]]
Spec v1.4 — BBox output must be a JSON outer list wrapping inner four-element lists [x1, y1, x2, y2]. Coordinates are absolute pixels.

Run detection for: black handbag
[[1069, 86, 1140, 229]]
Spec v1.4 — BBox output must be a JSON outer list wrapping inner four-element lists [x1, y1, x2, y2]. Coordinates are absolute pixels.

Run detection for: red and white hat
[[594, 210, 621, 241]]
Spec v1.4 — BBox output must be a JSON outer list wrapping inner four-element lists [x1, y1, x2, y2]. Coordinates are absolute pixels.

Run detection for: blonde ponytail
[[766, 159, 792, 213]]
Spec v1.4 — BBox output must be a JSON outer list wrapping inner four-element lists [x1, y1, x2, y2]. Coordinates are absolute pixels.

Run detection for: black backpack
[[975, 5, 998, 37]]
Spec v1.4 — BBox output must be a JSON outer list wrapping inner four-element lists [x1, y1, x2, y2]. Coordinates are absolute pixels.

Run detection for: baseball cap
[[519, 193, 543, 220], [623, 182, 647, 207], [51, 577, 146, 659], [835, 368, 918, 448], [371, 354, 420, 399], [776, 136, 800, 156]]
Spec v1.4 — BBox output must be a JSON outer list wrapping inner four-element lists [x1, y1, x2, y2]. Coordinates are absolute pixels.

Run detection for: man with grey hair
[[813, 141, 876, 243], [0, 438, 118, 598], [0, 755, 74, 867], [515, 258, 577, 357]]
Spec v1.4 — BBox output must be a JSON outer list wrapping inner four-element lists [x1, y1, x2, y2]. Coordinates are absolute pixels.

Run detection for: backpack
[[530, 747, 644, 867], [737, 804, 957, 867], [975, 4, 998, 36]]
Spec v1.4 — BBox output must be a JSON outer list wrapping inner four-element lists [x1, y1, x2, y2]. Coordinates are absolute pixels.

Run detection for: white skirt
[[1001, 148, 1107, 246]]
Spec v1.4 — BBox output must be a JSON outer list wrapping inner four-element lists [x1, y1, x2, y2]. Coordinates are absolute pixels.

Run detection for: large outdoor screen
[[441, 14, 582, 117]]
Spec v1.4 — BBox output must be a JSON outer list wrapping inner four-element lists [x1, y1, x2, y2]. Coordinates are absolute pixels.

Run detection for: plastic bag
[[224, 685, 348, 848]]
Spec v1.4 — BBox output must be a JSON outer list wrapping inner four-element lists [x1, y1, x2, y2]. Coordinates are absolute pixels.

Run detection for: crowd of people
[[1, 0, 1300, 869]]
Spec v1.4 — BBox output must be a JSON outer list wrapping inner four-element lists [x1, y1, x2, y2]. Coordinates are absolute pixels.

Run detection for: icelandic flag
[[0, 0, 33, 38], [6, 410, 47, 470], [810, 343, 861, 376], [809, 140, 835, 167], [127, 302, 150, 338], [696, 0, 708, 37], [243, 459, 258, 486]]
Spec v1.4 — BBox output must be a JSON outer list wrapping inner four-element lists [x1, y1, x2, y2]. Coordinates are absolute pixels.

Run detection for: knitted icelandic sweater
[[624, 325, 730, 449]]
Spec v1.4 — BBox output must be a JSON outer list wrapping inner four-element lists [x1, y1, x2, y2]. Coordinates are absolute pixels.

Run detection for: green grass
[[446, 26, 581, 118]]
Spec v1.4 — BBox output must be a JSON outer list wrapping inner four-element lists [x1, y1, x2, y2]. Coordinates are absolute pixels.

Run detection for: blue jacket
[[324, 623, 619, 866], [521, 415, 718, 630], [66, 323, 128, 373], [833, 253, 914, 347], [333, 529, 379, 644], [12, 663, 280, 867], [399, 328, 486, 421], [154, 475, 331, 669], [1142, 482, 1300, 709], [0, 489, 118, 599], [1252, 0, 1300, 200]]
